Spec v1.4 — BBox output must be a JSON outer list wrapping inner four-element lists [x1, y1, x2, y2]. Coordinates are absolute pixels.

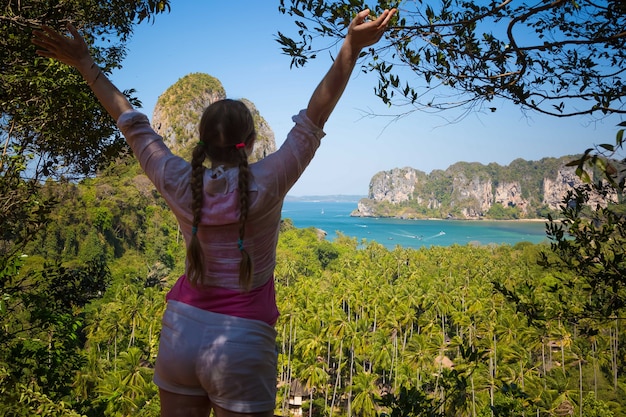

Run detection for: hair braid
[[237, 146, 253, 291], [186, 144, 207, 286]]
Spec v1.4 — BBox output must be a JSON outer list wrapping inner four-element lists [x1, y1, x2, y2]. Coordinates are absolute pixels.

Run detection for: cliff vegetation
[[153, 72, 276, 162], [354, 156, 616, 220]]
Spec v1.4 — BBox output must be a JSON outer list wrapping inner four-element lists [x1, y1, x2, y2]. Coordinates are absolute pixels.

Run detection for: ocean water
[[281, 200, 550, 249]]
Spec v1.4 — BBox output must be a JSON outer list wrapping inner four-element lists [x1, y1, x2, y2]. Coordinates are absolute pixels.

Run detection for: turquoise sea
[[281, 200, 550, 250]]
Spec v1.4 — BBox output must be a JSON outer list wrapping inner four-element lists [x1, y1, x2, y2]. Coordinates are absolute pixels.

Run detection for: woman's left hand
[[32, 23, 133, 121], [32, 23, 94, 72]]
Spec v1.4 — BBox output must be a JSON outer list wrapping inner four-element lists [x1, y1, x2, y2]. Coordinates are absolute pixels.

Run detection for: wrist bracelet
[[87, 62, 102, 86], [88, 70, 102, 86]]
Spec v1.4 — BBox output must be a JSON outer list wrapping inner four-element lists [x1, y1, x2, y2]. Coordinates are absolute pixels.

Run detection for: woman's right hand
[[345, 8, 396, 51], [305, 8, 396, 129]]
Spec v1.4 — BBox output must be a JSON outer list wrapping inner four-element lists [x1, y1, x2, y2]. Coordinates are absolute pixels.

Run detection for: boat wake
[[391, 231, 423, 240], [423, 231, 446, 240]]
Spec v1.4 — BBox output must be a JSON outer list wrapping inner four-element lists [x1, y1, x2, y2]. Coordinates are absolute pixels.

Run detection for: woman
[[33, 8, 395, 417]]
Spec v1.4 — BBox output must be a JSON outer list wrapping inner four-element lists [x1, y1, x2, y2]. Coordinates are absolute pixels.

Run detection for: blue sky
[[110, 1, 623, 196]]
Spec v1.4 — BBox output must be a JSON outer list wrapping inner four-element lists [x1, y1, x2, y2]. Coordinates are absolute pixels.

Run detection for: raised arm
[[306, 8, 396, 129], [32, 24, 133, 121]]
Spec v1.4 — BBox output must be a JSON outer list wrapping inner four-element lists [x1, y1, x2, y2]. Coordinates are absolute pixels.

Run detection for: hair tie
[[235, 142, 246, 149], [192, 226, 198, 235], [197, 141, 205, 146], [237, 239, 244, 251]]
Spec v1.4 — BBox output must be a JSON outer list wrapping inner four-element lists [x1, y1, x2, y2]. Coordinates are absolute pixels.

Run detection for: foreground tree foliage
[[1, 0, 170, 178], [277, 0, 625, 118], [539, 123, 626, 318], [1, 1, 170, 414]]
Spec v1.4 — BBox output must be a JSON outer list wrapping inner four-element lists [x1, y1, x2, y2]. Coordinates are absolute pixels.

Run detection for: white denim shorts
[[154, 300, 278, 413]]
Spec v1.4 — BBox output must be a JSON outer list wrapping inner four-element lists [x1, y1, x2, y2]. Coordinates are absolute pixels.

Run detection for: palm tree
[[117, 285, 146, 348], [296, 319, 329, 364], [329, 339, 343, 417], [140, 287, 166, 360], [299, 360, 329, 417], [99, 301, 124, 365], [351, 369, 380, 417], [96, 346, 155, 416], [276, 257, 299, 287]]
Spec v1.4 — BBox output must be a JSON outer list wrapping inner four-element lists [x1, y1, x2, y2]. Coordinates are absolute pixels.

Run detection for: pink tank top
[[165, 275, 279, 326]]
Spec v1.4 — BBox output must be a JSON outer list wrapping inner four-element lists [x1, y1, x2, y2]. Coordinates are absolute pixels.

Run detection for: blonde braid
[[186, 143, 207, 286], [237, 145, 253, 291]]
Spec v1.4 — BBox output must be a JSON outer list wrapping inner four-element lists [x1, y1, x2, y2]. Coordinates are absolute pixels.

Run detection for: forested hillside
[[354, 156, 618, 220], [2, 156, 624, 416]]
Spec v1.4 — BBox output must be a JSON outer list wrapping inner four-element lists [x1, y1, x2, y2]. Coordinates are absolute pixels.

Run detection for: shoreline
[[350, 215, 552, 223]]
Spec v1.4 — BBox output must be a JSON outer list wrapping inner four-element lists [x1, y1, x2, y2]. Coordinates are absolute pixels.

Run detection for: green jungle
[[3, 152, 626, 416], [2, 1, 626, 416]]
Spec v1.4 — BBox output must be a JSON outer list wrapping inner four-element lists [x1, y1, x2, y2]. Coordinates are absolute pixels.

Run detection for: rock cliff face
[[495, 182, 528, 212], [369, 168, 426, 203], [542, 168, 583, 210], [353, 157, 612, 219], [451, 172, 494, 218], [152, 73, 276, 163]]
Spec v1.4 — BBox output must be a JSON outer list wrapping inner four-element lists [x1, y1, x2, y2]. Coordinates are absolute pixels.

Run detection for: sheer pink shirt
[[117, 109, 324, 325]]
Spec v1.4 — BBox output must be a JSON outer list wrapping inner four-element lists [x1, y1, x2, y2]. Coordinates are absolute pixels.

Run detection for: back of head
[[200, 99, 255, 164]]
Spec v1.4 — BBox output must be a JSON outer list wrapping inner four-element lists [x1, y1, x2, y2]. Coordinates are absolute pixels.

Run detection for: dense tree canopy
[[277, 0, 625, 118], [1, 0, 170, 178], [540, 124, 626, 319], [1, 2, 171, 414]]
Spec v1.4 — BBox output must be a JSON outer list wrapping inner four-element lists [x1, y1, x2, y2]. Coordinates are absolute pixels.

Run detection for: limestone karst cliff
[[152, 73, 276, 162], [353, 156, 614, 219]]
